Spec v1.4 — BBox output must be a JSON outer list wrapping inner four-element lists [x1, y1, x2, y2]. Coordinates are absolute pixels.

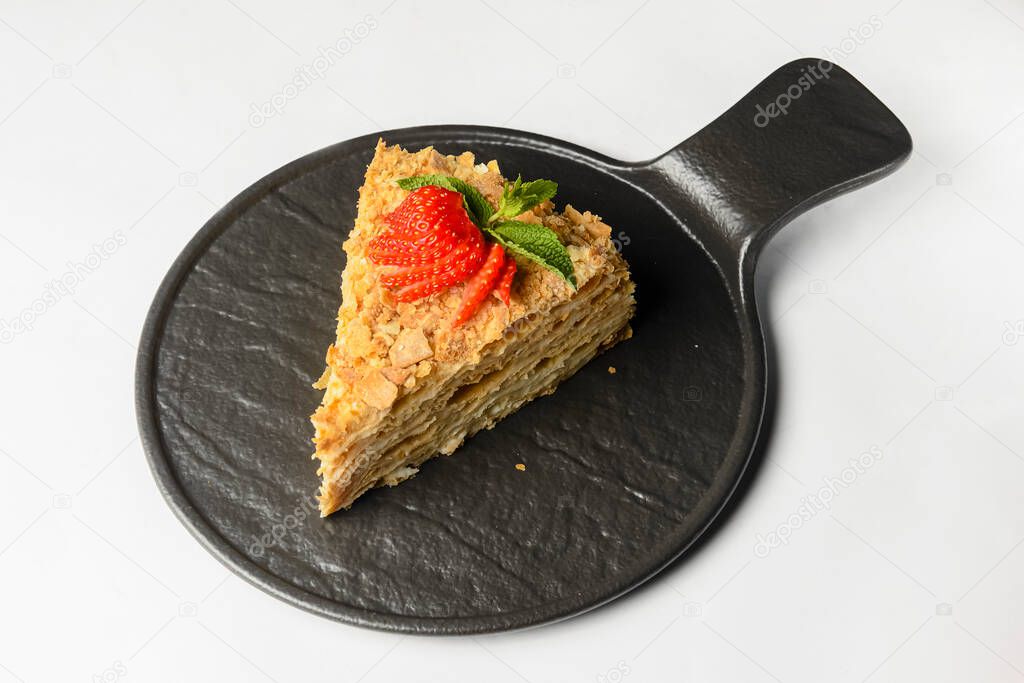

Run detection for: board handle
[[648, 59, 911, 259]]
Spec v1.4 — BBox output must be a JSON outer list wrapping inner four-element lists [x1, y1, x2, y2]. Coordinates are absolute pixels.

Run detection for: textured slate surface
[[137, 60, 911, 633]]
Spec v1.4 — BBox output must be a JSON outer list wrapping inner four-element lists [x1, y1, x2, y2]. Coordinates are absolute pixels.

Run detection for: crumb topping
[[388, 327, 432, 368]]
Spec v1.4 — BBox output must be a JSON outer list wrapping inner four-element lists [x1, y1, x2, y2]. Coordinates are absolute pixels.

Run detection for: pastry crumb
[[607, 366, 617, 374], [515, 463, 526, 471]]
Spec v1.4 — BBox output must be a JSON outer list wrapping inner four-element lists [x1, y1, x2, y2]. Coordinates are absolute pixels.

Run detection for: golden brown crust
[[310, 139, 633, 515]]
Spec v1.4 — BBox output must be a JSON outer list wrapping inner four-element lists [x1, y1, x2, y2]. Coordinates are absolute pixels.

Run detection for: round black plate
[[137, 126, 753, 633]]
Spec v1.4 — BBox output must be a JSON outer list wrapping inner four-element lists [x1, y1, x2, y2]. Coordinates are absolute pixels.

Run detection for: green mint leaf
[[488, 221, 576, 287], [494, 176, 558, 221], [395, 174, 493, 227]]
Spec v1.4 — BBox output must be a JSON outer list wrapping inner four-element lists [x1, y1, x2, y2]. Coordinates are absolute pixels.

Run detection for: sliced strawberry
[[392, 278, 452, 303], [383, 186, 473, 241], [382, 185, 443, 222], [495, 255, 517, 306], [453, 243, 506, 327], [367, 228, 462, 266], [378, 229, 484, 289], [368, 185, 477, 266]]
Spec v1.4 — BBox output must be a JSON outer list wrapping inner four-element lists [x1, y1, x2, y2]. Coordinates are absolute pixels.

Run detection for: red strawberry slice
[[368, 185, 476, 266], [383, 185, 461, 229], [378, 229, 484, 289], [368, 228, 463, 266], [392, 278, 453, 303], [495, 255, 517, 306], [453, 242, 506, 326]]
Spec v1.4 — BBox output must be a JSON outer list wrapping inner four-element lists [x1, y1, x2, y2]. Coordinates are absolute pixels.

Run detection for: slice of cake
[[310, 139, 635, 515]]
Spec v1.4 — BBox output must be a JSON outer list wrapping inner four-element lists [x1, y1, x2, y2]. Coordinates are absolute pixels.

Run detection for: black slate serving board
[[137, 60, 911, 633]]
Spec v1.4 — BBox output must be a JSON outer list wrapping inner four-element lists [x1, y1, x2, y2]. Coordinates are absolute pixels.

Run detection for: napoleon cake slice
[[310, 140, 635, 515]]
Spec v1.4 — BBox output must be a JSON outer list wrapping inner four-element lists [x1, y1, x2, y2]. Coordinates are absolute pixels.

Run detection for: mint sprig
[[492, 176, 557, 223], [490, 221, 576, 287], [394, 173, 576, 289]]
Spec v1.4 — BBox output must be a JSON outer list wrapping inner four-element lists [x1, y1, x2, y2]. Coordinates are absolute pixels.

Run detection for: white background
[[1, 0, 1022, 681]]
